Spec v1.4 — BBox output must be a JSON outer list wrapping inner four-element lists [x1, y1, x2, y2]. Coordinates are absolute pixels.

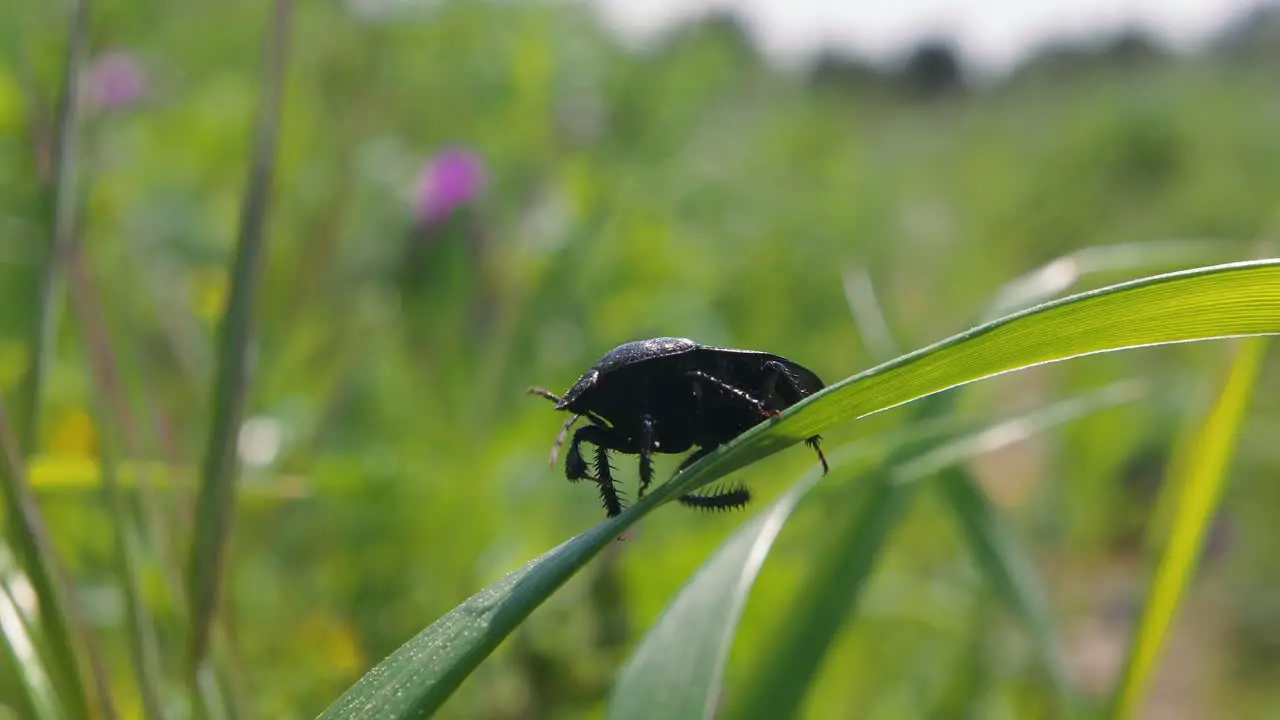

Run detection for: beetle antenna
[[529, 386, 609, 426], [527, 386, 562, 404], [549, 414, 581, 467]]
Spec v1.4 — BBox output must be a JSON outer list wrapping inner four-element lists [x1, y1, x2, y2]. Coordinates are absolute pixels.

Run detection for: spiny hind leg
[[678, 484, 751, 511], [593, 444, 623, 518], [673, 445, 751, 511]]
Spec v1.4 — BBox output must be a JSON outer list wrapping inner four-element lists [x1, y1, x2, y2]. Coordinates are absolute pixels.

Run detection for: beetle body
[[530, 337, 828, 519]]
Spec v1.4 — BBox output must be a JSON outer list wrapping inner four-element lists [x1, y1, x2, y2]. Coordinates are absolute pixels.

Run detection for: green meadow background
[[2, 1, 1280, 718]]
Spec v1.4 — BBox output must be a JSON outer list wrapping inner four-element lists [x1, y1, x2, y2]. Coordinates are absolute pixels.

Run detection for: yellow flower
[[49, 410, 97, 456], [190, 267, 228, 323], [298, 612, 363, 677], [0, 69, 21, 135]]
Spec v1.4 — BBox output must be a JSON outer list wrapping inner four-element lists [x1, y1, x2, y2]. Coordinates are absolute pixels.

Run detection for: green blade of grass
[[317, 259, 1280, 720], [0, 559, 63, 720], [658, 243, 1245, 720], [608, 383, 1136, 720], [605, 420, 957, 720], [724, 260, 1280, 474], [187, 0, 294, 670], [982, 238, 1245, 321], [1111, 337, 1267, 719], [92, 401, 169, 719], [725, 443, 923, 720], [68, 237, 171, 718], [15, 0, 87, 456], [0, 402, 104, 720], [5, 4, 121, 715], [937, 470, 1073, 705], [724, 383, 1137, 720], [605, 447, 869, 720], [837, 247, 1168, 712]]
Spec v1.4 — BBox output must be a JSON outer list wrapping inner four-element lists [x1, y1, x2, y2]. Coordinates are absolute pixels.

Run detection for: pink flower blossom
[[414, 147, 487, 227], [85, 51, 148, 110]]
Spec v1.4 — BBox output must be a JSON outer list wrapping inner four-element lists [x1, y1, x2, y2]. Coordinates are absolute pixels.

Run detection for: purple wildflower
[[414, 147, 487, 227], [85, 51, 148, 110]]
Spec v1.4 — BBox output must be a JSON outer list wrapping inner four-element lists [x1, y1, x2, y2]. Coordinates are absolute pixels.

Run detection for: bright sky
[[594, 0, 1261, 76]]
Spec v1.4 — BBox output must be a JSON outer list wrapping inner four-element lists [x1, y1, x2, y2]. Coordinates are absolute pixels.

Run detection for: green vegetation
[[2, 2, 1279, 718]]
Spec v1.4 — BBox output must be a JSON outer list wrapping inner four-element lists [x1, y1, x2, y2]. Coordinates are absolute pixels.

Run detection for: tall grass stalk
[[186, 0, 295, 675], [1112, 338, 1267, 718], [68, 246, 168, 718], [0, 402, 113, 718], [16, 0, 87, 454], [0, 567, 64, 720]]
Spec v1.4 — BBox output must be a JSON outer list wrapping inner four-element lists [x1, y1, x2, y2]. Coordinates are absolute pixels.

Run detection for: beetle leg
[[532, 386, 581, 468], [566, 424, 626, 517], [685, 370, 778, 418], [548, 414, 581, 467], [763, 360, 809, 405], [638, 414, 656, 498], [679, 483, 751, 512], [566, 421, 615, 482], [593, 444, 624, 518], [673, 446, 752, 509], [805, 435, 830, 475], [565, 425, 593, 482]]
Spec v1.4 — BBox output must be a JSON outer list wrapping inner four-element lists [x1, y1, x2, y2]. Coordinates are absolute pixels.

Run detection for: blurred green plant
[[186, 0, 293, 688], [3, 2, 1280, 718], [319, 260, 1280, 719]]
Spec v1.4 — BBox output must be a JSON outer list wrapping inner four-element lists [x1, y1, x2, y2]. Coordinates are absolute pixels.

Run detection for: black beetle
[[529, 337, 829, 519]]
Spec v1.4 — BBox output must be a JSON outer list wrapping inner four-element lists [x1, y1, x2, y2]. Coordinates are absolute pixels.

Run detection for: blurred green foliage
[[2, 1, 1280, 718]]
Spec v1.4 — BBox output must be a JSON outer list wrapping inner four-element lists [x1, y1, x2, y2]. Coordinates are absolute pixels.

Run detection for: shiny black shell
[[556, 337, 824, 453]]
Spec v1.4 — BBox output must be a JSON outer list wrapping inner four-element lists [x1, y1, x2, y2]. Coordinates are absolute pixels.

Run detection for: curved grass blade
[[621, 250, 1262, 720], [608, 383, 1137, 720], [0, 561, 63, 720], [842, 247, 1114, 709], [982, 239, 1246, 321], [1111, 337, 1267, 719], [605, 425, 944, 720], [0, 403, 106, 720], [7, 4, 115, 715], [317, 259, 1280, 720], [606, 454, 863, 720], [724, 438, 927, 720], [699, 260, 1280, 484], [725, 383, 1139, 720], [187, 0, 294, 670]]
